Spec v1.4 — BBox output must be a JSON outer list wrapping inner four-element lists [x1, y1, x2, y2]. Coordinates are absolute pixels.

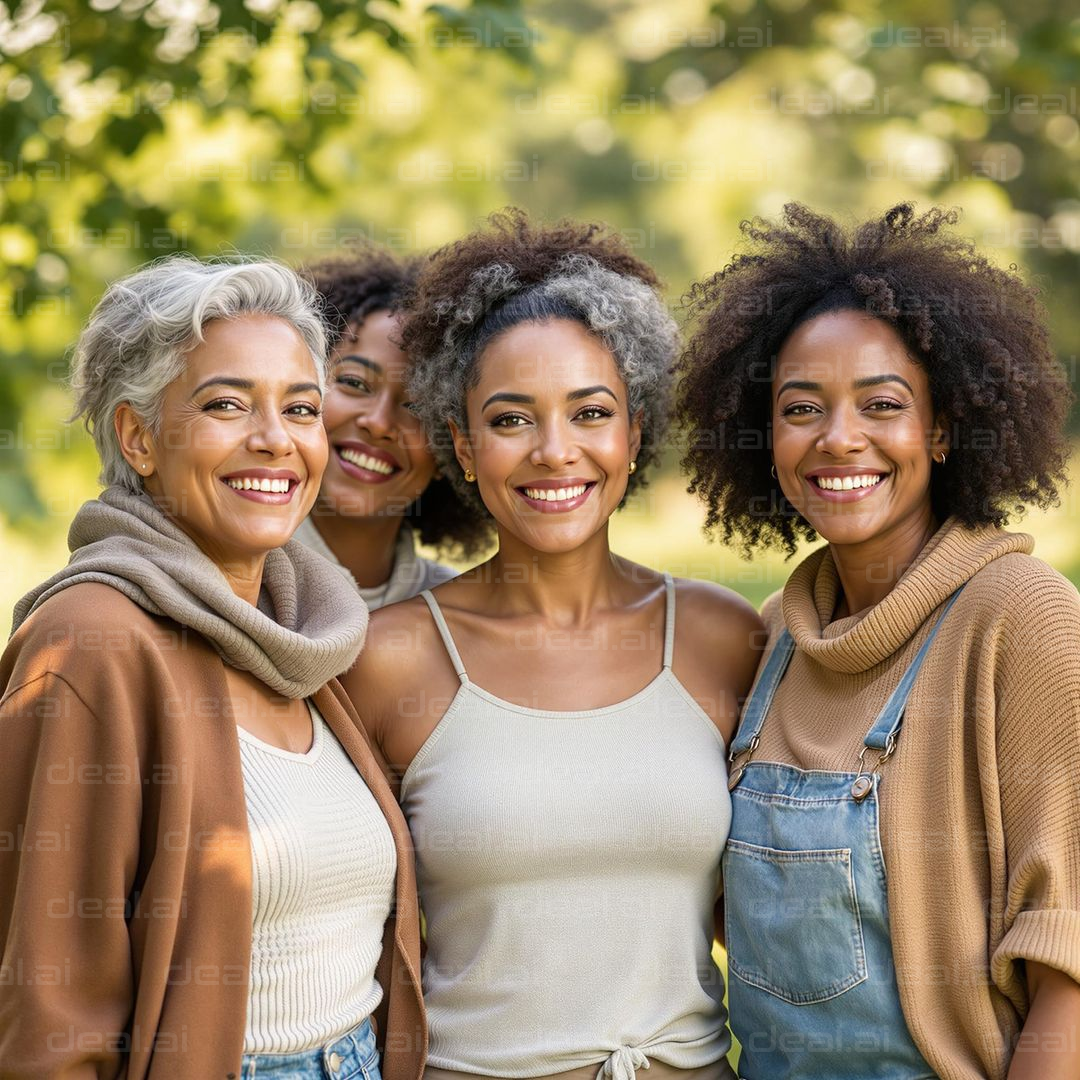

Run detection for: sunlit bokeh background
[[2, 0, 1078, 627]]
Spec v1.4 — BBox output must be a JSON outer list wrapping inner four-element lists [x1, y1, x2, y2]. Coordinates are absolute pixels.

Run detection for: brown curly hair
[[302, 242, 493, 558], [399, 209, 678, 522], [677, 203, 1073, 555]]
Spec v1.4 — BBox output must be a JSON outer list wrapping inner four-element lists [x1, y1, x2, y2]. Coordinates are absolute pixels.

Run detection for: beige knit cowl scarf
[[780, 515, 1035, 675], [11, 485, 368, 699]]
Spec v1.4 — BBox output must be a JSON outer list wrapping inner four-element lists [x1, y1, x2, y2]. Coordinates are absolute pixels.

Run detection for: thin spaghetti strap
[[419, 590, 469, 683], [662, 572, 676, 670]]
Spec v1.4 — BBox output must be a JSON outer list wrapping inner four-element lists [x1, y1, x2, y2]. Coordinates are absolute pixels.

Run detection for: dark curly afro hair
[[302, 242, 493, 558], [302, 241, 423, 348], [399, 208, 679, 523], [677, 202, 1073, 556]]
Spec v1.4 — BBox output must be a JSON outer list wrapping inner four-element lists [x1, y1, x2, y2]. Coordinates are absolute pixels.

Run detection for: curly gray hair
[[70, 255, 329, 494], [408, 253, 679, 515]]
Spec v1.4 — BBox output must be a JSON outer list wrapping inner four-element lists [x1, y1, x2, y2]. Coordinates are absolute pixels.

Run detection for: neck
[[830, 506, 940, 618], [308, 508, 405, 590], [150, 495, 268, 606], [217, 554, 267, 606], [471, 524, 630, 625]]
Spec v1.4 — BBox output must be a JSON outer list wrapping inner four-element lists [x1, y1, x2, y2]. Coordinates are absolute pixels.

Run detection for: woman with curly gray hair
[[341, 211, 762, 1080], [0, 256, 425, 1080]]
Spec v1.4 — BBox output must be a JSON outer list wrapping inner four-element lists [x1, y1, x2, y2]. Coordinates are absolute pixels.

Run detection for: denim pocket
[[723, 839, 867, 1005]]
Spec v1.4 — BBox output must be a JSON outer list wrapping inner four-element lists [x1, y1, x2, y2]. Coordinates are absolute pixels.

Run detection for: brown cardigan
[[0, 582, 426, 1079]]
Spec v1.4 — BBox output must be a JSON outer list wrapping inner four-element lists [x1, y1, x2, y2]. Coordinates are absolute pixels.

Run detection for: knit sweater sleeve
[[987, 561, 1080, 1004], [0, 671, 141, 1078]]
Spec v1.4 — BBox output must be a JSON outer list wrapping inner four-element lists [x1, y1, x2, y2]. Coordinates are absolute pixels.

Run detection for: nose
[[357, 389, 398, 441], [246, 407, 293, 458], [529, 417, 579, 470], [815, 404, 868, 457]]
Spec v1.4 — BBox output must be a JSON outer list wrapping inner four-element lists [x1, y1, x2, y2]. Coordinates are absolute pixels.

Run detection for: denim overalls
[[723, 590, 963, 1079]]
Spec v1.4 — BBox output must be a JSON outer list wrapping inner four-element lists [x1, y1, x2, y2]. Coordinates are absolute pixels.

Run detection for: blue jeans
[[241, 1017, 381, 1079]]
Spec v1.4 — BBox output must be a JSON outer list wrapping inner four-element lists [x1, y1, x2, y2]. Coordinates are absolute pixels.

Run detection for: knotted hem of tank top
[[595, 1046, 650, 1080]]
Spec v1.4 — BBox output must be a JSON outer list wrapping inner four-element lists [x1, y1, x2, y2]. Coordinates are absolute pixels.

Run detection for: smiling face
[[452, 318, 641, 555], [318, 310, 438, 519], [120, 314, 327, 572], [771, 309, 948, 551]]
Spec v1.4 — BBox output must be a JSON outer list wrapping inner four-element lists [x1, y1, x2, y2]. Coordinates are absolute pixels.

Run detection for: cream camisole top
[[401, 575, 733, 1080]]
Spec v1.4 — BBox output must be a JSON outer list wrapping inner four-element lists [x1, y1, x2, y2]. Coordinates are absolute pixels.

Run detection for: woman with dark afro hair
[[677, 203, 1080, 1080], [341, 210, 763, 1080], [296, 243, 491, 609]]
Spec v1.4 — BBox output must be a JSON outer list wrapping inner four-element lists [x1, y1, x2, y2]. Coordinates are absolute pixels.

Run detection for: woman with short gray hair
[[0, 255, 425, 1080], [341, 211, 762, 1080]]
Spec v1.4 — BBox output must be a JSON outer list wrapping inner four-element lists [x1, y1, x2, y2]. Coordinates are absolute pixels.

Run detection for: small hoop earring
[[770, 465, 777, 479], [628, 460, 637, 475], [934, 451, 947, 465], [463, 468, 476, 483]]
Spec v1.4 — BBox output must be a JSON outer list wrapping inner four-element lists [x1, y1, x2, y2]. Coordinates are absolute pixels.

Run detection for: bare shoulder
[[666, 576, 765, 742], [673, 576, 765, 656], [338, 591, 461, 767], [342, 594, 445, 695]]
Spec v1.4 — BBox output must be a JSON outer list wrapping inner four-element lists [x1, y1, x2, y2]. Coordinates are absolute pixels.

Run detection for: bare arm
[[1007, 963, 1080, 1079], [671, 578, 765, 745], [338, 595, 460, 785]]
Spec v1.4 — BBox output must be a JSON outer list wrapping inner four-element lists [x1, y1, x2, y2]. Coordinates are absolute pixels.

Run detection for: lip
[[219, 468, 302, 506], [803, 467, 890, 504], [334, 440, 403, 485], [514, 478, 598, 514]]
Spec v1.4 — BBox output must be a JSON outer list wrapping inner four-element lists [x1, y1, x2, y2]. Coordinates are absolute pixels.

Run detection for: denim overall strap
[[728, 632, 796, 792], [862, 586, 966, 754], [730, 631, 796, 755]]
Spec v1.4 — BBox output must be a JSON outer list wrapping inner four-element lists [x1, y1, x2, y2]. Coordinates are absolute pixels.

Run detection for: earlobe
[[629, 408, 644, 463], [114, 403, 156, 477], [447, 417, 475, 478], [930, 413, 950, 460]]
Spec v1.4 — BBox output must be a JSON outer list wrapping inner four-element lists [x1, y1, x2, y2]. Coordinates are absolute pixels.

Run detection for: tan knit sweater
[[753, 517, 1080, 1080]]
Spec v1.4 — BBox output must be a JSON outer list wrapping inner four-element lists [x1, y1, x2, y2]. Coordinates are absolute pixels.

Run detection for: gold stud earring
[[463, 468, 476, 483], [628, 460, 637, 475]]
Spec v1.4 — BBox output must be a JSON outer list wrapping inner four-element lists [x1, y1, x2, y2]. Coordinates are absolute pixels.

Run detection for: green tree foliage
[[0, 0, 1076, 524], [0, 0, 531, 518]]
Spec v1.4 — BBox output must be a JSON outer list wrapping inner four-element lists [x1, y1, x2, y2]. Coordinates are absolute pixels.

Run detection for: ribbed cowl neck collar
[[11, 486, 369, 698], [781, 516, 1034, 674]]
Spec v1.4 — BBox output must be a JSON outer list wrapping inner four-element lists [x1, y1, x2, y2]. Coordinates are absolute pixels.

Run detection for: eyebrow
[[777, 374, 914, 395], [481, 385, 618, 411], [336, 354, 382, 375], [192, 377, 322, 397]]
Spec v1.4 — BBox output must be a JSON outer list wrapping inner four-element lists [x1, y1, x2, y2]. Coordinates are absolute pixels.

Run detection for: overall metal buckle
[[728, 734, 759, 792], [851, 733, 897, 802]]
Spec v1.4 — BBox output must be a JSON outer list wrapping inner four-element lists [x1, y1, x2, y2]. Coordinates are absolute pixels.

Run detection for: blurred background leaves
[[1, 0, 1077, 600]]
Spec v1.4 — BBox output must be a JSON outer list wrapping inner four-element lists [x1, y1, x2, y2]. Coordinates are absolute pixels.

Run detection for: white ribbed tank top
[[237, 702, 397, 1054], [401, 575, 733, 1080]]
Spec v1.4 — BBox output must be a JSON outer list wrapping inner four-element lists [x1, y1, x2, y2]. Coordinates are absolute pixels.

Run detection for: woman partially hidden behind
[[0, 257, 425, 1079]]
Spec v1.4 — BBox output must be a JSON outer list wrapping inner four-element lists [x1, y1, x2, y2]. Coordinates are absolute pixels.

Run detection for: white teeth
[[523, 483, 588, 502], [226, 477, 292, 493], [813, 474, 883, 491], [339, 448, 396, 475]]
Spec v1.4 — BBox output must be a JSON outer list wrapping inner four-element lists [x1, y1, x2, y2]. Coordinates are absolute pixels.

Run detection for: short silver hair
[[70, 255, 329, 493]]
